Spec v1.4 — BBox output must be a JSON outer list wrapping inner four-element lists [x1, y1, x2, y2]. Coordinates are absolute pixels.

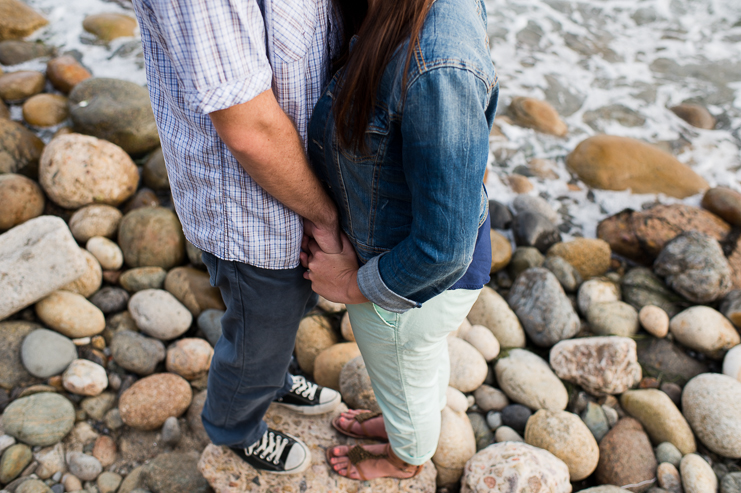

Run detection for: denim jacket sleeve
[[356, 66, 495, 313]]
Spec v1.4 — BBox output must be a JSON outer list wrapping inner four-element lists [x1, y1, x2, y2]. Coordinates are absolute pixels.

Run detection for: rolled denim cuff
[[357, 254, 420, 313]]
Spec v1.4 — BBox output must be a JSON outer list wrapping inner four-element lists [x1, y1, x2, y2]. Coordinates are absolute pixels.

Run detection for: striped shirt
[[132, 0, 339, 269]]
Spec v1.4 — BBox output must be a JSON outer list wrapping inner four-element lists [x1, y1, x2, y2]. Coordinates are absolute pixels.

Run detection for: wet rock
[[669, 306, 740, 359], [0, 117, 44, 177], [66, 451, 101, 481], [544, 255, 582, 292], [118, 207, 186, 269], [655, 442, 682, 468], [508, 97, 568, 136], [0, 0, 48, 39], [60, 249, 102, 298], [512, 211, 561, 253], [508, 246, 545, 279], [637, 337, 709, 385], [680, 454, 717, 493], [598, 204, 729, 265], [724, 344, 741, 382], [583, 104, 646, 131], [467, 286, 526, 348], [596, 418, 657, 492], [62, 359, 107, 396], [166, 338, 214, 381], [3, 393, 75, 446], [68, 205, 122, 243], [142, 148, 169, 191], [197, 309, 223, 347], [654, 231, 732, 303], [0, 174, 44, 231], [433, 407, 477, 488], [164, 267, 224, 317], [508, 267, 579, 346], [474, 385, 509, 413], [21, 329, 77, 379], [488, 199, 513, 230], [567, 135, 708, 198], [339, 355, 380, 413], [22, 94, 68, 127], [119, 373, 192, 430], [702, 186, 741, 226], [577, 279, 620, 315], [448, 337, 488, 392], [639, 305, 670, 338], [0, 321, 38, 390], [587, 301, 640, 337], [33, 443, 65, 480], [550, 336, 641, 395], [120, 267, 167, 292], [462, 324, 500, 361], [90, 287, 129, 314], [512, 195, 559, 224], [295, 315, 339, 374], [46, 56, 91, 94], [621, 389, 696, 455], [0, 70, 44, 102], [547, 238, 611, 279], [0, 40, 53, 65], [682, 373, 741, 458], [36, 291, 105, 338], [670, 104, 716, 129], [198, 403, 436, 492], [525, 409, 599, 481], [495, 349, 568, 411], [460, 442, 571, 493], [111, 331, 165, 375], [0, 443, 32, 483], [312, 342, 360, 391], [69, 78, 159, 155], [129, 289, 192, 340], [83, 13, 137, 41], [506, 174, 534, 193], [581, 402, 610, 442], [489, 230, 512, 274]]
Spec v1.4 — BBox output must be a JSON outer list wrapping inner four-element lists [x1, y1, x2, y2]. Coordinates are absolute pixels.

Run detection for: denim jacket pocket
[[338, 105, 391, 164]]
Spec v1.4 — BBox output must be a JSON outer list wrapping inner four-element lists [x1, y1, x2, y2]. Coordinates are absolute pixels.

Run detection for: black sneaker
[[275, 375, 341, 415], [231, 428, 311, 474]]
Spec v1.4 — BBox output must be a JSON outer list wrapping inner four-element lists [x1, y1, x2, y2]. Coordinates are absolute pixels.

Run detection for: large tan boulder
[[312, 342, 360, 391]]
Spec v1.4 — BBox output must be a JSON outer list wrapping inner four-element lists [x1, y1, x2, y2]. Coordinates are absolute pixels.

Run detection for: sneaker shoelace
[[245, 430, 290, 465], [290, 375, 318, 401]]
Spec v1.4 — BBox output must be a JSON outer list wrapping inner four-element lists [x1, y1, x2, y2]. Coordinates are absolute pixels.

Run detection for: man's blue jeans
[[200, 252, 317, 449]]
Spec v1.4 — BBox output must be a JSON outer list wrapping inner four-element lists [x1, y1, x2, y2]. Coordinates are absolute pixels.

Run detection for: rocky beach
[[0, 0, 740, 492]]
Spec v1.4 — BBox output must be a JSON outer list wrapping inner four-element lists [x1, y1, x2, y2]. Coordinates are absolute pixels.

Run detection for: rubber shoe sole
[[231, 432, 312, 475], [275, 389, 342, 416]]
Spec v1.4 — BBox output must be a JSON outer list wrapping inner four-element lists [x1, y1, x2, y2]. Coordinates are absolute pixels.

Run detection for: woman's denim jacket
[[308, 0, 499, 313]]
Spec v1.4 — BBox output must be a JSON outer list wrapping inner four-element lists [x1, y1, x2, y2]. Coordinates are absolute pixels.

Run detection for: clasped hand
[[300, 220, 368, 305]]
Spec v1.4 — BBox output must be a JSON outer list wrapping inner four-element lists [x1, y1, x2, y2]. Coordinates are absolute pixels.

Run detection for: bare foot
[[335, 410, 388, 440], [327, 443, 420, 480]]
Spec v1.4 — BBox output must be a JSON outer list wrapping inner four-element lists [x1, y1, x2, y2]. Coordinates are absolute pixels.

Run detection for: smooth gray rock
[[489, 199, 513, 229], [501, 404, 533, 434], [197, 309, 224, 347], [90, 287, 130, 314], [509, 246, 545, 279], [656, 442, 682, 468], [161, 417, 181, 447], [581, 402, 610, 442], [544, 255, 582, 292], [512, 195, 560, 224], [21, 329, 77, 378], [682, 373, 741, 458], [587, 301, 640, 337], [110, 331, 165, 376], [468, 412, 494, 452], [66, 452, 101, 481], [512, 211, 562, 253]]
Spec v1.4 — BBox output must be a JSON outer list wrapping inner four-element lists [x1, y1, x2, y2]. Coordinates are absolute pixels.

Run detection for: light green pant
[[346, 288, 481, 465]]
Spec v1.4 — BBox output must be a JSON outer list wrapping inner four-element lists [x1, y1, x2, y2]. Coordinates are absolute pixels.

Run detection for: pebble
[[165, 337, 213, 381], [486, 412, 502, 431], [65, 451, 101, 482], [118, 207, 186, 269], [496, 350, 567, 411], [508, 246, 545, 279], [39, 134, 139, 209], [142, 148, 169, 191], [474, 385, 509, 412], [90, 287, 129, 314], [547, 238, 612, 279], [682, 373, 741, 458], [432, 407, 477, 488], [35, 291, 106, 339], [544, 255, 582, 292], [639, 305, 670, 338], [508, 267, 580, 346], [0, 173, 44, 231], [312, 342, 360, 391], [164, 266, 225, 316], [0, 216, 87, 320], [489, 199, 513, 229], [68, 205, 122, 244], [295, 315, 338, 373], [468, 412, 494, 451], [0, 443, 32, 484], [596, 417, 658, 490], [339, 355, 380, 413], [512, 211, 562, 253], [119, 267, 167, 292], [460, 442, 571, 493], [550, 336, 642, 395], [33, 443, 64, 480], [670, 104, 716, 129], [119, 373, 193, 430], [128, 289, 192, 340], [161, 417, 181, 447], [123, 186, 161, 213], [60, 249, 102, 298], [0, 70, 44, 101], [657, 462, 682, 493], [22, 94, 68, 127], [507, 174, 534, 194], [0, 117, 44, 177], [587, 301, 640, 337], [524, 409, 599, 480], [512, 194, 559, 224], [96, 472, 122, 493], [577, 278, 620, 315], [722, 473, 741, 493], [0, 436, 14, 456], [81, 392, 115, 422], [21, 328, 77, 379], [500, 404, 533, 434], [104, 409, 123, 431], [2, 393, 75, 446], [61, 473, 83, 492], [197, 309, 224, 347], [621, 389, 696, 455], [655, 442, 682, 468], [724, 345, 741, 382], [494, 425, 524, 443], [83, 13, 137, 41], [462, 325, 500, 361], [448, 337, 488, 393], [92, 435, 117, 467], [508, 97, 568, 136], [670, 306, 740, 359], [581, 402, 610, 442], [654, 231, 733, 303], [46, 56, 91, 94], [62, 359, 108, 396], [85, 237, 123, 271], [680, 454, 717, 493], [466, 286, 526, 348]]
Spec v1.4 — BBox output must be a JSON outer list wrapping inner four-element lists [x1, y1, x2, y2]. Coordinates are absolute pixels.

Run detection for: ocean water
[[16, 0, 741, 239]]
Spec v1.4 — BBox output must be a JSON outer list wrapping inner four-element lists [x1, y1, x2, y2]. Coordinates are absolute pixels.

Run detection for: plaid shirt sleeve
[[146, 0, 273, 114]]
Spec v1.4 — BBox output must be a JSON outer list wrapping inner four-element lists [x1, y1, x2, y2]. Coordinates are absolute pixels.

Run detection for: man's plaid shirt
[[132, 0, 339, 269]]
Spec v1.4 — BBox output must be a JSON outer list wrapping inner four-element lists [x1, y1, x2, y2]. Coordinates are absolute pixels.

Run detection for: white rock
[[669, 306, 741, 359], [680, 454, 717, 493], [34, 442, 66, 480], [463, 325, 500, 361], [723, 344, 741, 382], [486, 412, 502, 431], [68, 204, 122, 243], [62, 359, 108, 396], [129, 289, 193, 340], [0, 435, 15, 456], [639, 305, 669, 338], [86, 236, 123, 271], [0, 216, 87, 320], [577, 279, 619, 315], [682, 373, 741, 458], [432, 407, 477, 488], [467, 286, 526, 348], [494, 426, 524, 442], [495, 349, 568, 411], [446, 386, 469, 413], [66, 451, 102, 482], [448, 337, 488, 393]]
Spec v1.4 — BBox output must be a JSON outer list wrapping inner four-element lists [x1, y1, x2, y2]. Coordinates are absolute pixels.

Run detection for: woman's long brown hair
[[331, 0, 433, 152]]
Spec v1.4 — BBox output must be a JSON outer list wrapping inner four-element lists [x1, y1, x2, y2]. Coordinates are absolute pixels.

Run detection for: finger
[[299, 252, 309, 268], [307, 238, 322, 256], [301, 234, 310, 252]]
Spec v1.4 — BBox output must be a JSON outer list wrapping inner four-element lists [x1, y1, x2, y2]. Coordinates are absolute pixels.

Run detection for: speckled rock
[[669, 306, 740, 359], [449, 337, 489, 393], [0, 173, 44, 231], [467, 286, 526, 348], [596, 418, 657, 492], [295, 315, 339, 374], [682, 373, 741, 458], [62, 359, 107, 396], [36, 291, 105, 338], [119, 373, 192, 430], [0, 321, 38, 390], [680, 454, 717, 493], [339, 355, 380, 413], [128, 289, 193, 340], [550, 337, 641, 395], [495, 349, 568, 411], [547, 238, 611, 279], [460, 442, 572, 493], [166, 338, 214, 381], [111, 330, 165, 376], [621, 389, 696, 455], [3, 393, 75, 446], [578, 279, 620, 315]]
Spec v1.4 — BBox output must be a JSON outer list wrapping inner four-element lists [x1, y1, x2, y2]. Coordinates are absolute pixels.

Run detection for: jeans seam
[[223, 261, 247, 431], [392, 313, 425, 462]]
